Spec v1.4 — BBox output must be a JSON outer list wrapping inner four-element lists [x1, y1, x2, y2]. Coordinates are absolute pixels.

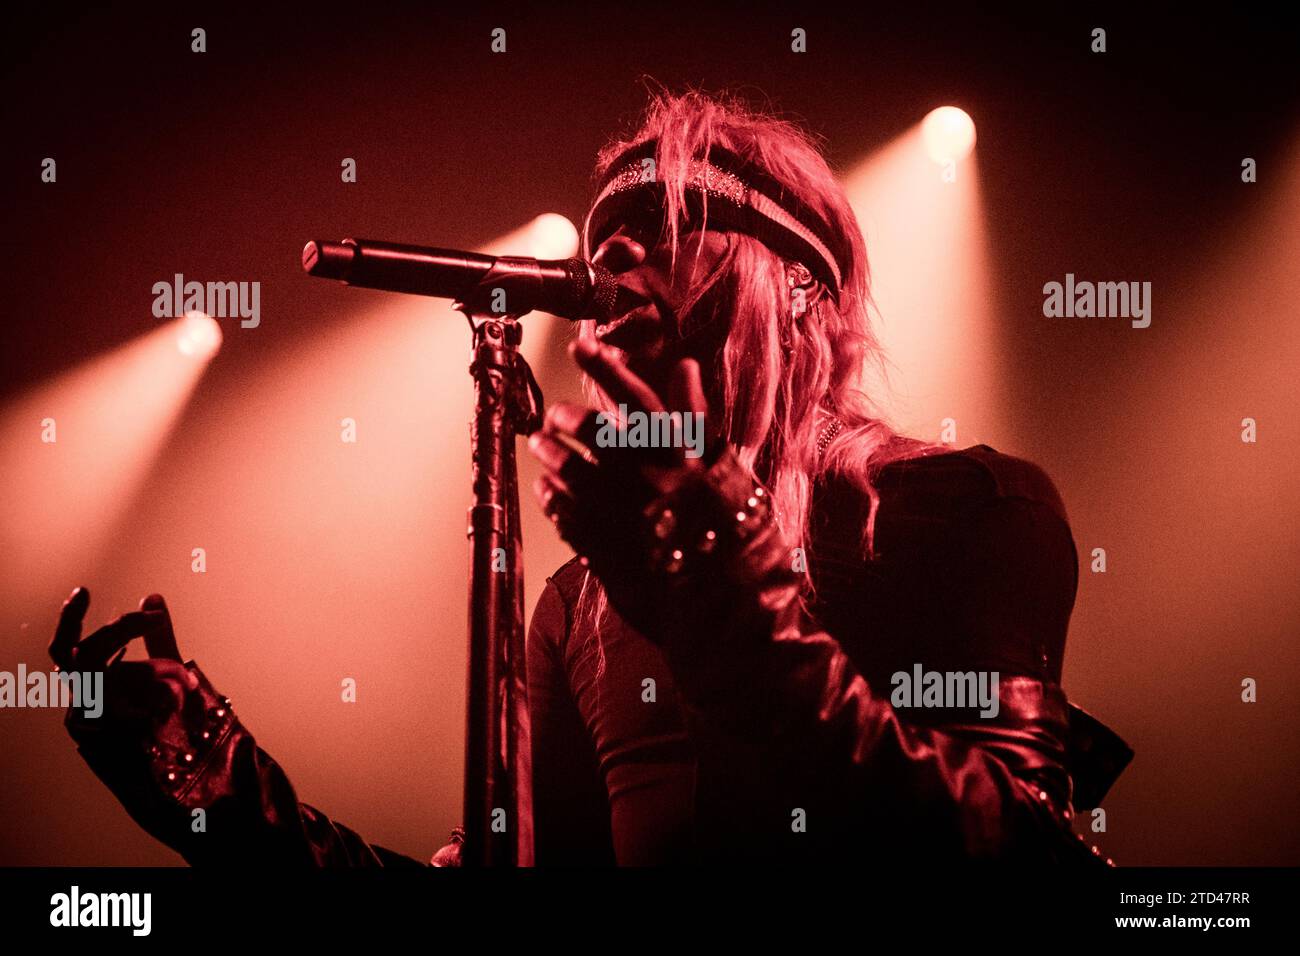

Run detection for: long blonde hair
[[571, 89, 933, 655]]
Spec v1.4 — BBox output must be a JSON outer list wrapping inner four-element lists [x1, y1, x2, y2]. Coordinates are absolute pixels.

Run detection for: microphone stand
[[303, 239, 605, 867], [458, 304, 540, 867]]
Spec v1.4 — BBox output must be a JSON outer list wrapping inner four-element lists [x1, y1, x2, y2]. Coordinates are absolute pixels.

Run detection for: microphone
[[302, 238, 618, 322]]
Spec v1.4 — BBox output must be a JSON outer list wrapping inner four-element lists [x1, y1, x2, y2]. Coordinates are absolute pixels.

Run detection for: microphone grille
[[586, 262, 618, 322], [561, 258, 617, 321]]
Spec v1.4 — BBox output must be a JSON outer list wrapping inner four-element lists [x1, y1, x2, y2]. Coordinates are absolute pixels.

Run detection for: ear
[[785, 261, 825, 323], [785, 261, 814, 289]]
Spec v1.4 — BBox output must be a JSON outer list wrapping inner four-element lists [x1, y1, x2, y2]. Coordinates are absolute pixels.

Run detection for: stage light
[[94, 216, 585, 843], [922, 106, 977, 165], [0, 319, 220, 614], [176, 310, 223, 358], [526, 213, 580, 259], [841, 121, 997, 445]]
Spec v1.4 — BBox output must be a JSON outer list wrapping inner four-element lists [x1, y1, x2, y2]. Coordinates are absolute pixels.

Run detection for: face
[[589, 222, 732, 395]]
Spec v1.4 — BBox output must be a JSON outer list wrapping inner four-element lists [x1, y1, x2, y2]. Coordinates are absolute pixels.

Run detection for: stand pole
[[462, 313, 536, 867]]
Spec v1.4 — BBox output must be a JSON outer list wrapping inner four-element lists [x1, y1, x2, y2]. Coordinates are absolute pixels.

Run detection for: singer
[[48, 90, 1129, 865]]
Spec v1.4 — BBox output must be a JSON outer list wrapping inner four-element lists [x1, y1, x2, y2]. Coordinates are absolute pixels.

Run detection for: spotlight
[[526, 213, 580, 259], [922, 107, 977, 165], [176, 310, 223, 358]]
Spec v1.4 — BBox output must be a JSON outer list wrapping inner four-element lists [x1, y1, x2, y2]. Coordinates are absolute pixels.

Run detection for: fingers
[[543, 401, 605, 452], [140, 594, 183, 662], [667, 358, 708, 419], [591, 233, 646, 273], [75, 610, 166, 670], [542, 399, 684, 473], [571, 338, 665, 414], [528, 432, 598, 497], [52, 587, 183, 673], [50, 587, 90, 671]]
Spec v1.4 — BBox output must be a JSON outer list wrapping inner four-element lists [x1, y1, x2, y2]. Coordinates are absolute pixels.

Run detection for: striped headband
[[585, 141, 848, 303]]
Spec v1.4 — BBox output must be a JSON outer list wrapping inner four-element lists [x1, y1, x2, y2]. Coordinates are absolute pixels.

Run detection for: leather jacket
[[64, 445, 1132, 865]]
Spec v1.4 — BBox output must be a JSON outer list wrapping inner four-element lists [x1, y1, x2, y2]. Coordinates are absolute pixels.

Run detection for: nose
[[592, 234, 646, 274]]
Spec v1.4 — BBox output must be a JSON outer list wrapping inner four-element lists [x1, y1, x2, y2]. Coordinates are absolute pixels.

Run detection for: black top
[[526, 444, 1079, 865]]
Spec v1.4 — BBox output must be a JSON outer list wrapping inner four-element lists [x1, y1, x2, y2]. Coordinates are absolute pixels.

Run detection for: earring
[[787, 261, 819, 327], [782, 262, 816, 360]]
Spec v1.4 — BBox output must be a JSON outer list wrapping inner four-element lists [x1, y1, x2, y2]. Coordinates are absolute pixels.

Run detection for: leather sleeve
[[65, 658, 426, 867], [670, 626, 1098, 863], [628, 448, 1104, 863]]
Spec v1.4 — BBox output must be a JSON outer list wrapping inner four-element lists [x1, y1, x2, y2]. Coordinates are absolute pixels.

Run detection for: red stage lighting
[[922, 106, 977, 165], [176, 311, 223, 359]]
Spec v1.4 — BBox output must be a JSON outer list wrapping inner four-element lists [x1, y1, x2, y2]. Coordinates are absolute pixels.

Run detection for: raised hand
[[528, 336, 712, 554], [50, 588, 182, 673]]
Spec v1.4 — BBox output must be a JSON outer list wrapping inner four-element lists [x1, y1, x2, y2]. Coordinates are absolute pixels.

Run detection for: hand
[[49, 588, 197, 742], [50, 587, 182, 673], [430, 828, 465, 867], [528, 335, 712, 521], [527, 337, 714, 631], [49, 588, 237, 853], [530, 335, 709, 532]]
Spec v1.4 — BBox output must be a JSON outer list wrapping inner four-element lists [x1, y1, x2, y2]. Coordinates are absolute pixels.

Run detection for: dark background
[[1, 2, 1297, 866]]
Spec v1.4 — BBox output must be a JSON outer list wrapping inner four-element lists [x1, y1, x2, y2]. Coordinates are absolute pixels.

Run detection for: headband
[[585, 141, 847, 303]]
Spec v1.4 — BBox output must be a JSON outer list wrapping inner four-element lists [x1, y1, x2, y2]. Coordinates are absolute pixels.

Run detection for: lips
[[595, 308, 643, 336], [594, 306, 662, 351]]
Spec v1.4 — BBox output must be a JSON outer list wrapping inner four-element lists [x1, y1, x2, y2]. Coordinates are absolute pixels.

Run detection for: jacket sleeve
[[66, 658, 427, 867], [619, 448, 1105, 864]]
